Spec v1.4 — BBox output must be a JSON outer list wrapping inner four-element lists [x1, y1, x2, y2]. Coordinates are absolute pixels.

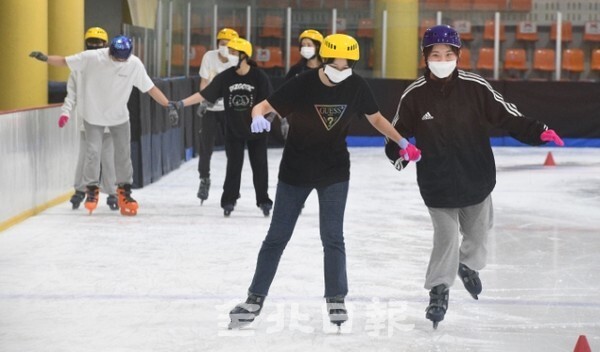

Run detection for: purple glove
[[58, 114, 69, 128], [250, 115, 271, 133], [540, 129, 564, 146], [399, 138, 422, 162]]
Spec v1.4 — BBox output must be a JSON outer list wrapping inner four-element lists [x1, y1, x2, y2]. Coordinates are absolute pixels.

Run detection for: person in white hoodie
[[59, 27, 119, 211], [30, 35, 177, 216]]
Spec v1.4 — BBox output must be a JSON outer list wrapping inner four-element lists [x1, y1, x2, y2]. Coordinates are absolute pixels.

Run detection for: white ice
[[1, 146, 599, 352]]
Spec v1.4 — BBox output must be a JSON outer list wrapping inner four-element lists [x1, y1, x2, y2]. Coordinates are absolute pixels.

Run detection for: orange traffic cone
[[573, 335, 591, 352], [543, 152, 556, 166]]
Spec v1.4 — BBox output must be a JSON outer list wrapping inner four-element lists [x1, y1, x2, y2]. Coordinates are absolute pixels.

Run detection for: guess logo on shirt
[[314, 105, 347, 130]]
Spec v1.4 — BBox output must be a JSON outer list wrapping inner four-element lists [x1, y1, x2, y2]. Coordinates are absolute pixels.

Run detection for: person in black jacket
[[385, 25, 564, 329], [175, 38, 273, 217]]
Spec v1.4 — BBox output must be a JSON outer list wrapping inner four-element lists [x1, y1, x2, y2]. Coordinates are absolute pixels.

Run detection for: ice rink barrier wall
[[0, 105, 79, 231], [3, 76, 599, 230]]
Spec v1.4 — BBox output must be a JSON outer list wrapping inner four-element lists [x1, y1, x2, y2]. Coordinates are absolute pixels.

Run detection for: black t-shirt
[[284, 60, 315, 80], [268, 69, 379, 187], [201, 66, 273, 139]]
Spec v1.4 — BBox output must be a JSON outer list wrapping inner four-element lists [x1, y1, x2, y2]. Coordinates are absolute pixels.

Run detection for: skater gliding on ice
[[228, 33, 422, 330], [30, 35, 178, 216], [174, 37, 273, 217], [59, 27, 119, 212], [385, 24, 565, 329], [195, 27, 239, 205]]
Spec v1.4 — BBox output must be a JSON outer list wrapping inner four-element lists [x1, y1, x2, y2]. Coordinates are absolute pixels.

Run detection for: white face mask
[[227, 54, 239, 67], [300, 46, 316, 60], [428, 60, 457, 78], [323, 65, 352, 84], [218, 45, 229, 58]]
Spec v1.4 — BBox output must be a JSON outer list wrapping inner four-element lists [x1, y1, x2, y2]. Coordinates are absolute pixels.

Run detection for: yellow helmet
[[84, 27, 108, 42], [320, 33, 360, 61], [227, 37, 252, 57], [299, 29, 323, 44], [217, 28, 239, 41]]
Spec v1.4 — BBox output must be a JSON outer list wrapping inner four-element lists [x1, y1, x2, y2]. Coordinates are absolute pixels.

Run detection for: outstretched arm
[[366, 112, 402, 144], [179, 92, 205, 107], [368, 111, 421, 162], [147, 86, 169, 107], [29, 52, 67, 67]]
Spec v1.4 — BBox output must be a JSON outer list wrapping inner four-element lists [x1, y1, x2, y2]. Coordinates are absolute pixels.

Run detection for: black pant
[[221, 130, 271, 208], [198, 110, 225, 179]]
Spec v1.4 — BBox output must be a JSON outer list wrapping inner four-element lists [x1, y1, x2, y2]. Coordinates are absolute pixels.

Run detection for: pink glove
[[540, 129, 564, 146], [58, 114, 69, 128], [399, 138, 422, 162]]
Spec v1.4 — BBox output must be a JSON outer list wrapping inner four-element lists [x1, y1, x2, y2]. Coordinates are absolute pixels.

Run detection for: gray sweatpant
[[82, 121, 133, 187], [424, 195, 494, 290], [74, 130, 116, 195]]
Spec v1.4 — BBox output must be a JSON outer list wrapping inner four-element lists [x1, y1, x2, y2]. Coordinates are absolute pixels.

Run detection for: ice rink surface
[[1, 146, 599, 352]]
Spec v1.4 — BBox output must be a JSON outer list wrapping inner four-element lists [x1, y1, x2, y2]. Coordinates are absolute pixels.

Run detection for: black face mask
[[85, 39, 105, 50]]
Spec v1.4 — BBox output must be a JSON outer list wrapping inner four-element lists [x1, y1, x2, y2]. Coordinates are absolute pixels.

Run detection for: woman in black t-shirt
[[279, 29, 325, 141], [285, 29, 324, 80], [176, 38, 273, 216], [227, 34, 422, 330]]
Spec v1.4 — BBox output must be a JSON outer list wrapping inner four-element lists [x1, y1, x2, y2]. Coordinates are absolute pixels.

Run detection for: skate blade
[[433, 321, 439, 329], [228, 313, 255, 330], [470, 293, 479, 300]]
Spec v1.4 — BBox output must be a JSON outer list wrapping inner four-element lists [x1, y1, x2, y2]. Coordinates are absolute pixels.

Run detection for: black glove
[[196, 100, 208, 118], [29, 51, 48, 62], [167, 100, 184, 126]]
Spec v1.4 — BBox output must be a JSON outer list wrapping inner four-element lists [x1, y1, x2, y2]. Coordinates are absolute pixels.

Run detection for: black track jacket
[[386, 69, 549, 208]]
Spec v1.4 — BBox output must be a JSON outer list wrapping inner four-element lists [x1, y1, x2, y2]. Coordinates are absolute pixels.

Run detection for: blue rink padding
[[345, 136, 600, 148]]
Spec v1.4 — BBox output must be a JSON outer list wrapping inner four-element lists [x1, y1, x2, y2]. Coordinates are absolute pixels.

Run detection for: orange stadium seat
[[592, 49, 600, 71], [448, 0, 472, 11], [583, 21, 600, 42], [190, 45, 207, 68], [172, 44, 185, 66], [511, 0, 532, 11], [516, 21, 538, 42], [357, 18, 374, 39], [472, 0, 506, 11], [551, 21, 573, 42], [562, 48, 584, 73], [476, 47, 495, 71], [533, 48, 555, 72], [504, 48, 527, 71], [483, 20, 506, 41], [458, 47, 472, 70], [260, 14, 284, 38], [256, 46, 284, 68]]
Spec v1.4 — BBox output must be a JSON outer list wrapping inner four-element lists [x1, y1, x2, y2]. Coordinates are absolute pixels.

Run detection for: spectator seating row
[[420, 19, 600, 43]]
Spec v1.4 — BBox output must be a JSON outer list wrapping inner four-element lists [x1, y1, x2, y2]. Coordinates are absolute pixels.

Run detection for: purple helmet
[[109, 35, 133, 60], [422, 25, 461, 49]]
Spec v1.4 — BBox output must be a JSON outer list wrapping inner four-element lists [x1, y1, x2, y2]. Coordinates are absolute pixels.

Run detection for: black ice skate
[[106, 194, 119, 211], [223, 204, 234, 217], [197, 177, 210, 205], [458, 263, 482, 300], [70, 190, 85, 209], [228, 294, 265, 329], [258, 202, 272, 217], [326, 296, 348, 330], [426, 284, 449, 329]]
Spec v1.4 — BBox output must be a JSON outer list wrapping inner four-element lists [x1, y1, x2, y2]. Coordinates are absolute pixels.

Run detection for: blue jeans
[[248, 180, 349, 298]]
